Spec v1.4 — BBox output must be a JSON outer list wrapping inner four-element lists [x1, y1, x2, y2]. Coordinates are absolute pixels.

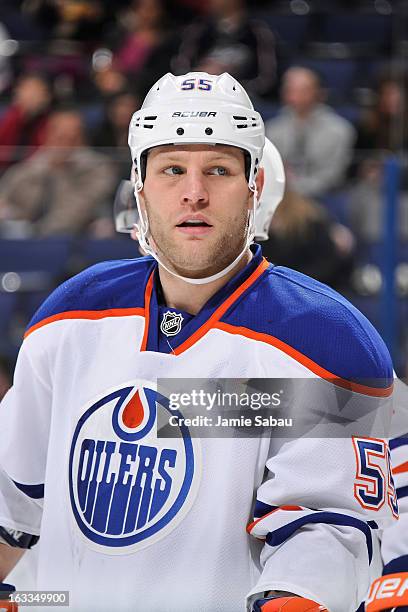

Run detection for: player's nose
[[180, 169, 209, 206]]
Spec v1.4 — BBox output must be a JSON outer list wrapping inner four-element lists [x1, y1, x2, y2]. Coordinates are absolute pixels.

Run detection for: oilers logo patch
[[69, 381, 200, 553]]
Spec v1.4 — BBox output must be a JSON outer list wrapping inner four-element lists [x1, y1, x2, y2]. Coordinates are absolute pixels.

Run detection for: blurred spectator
[[0, 0, 44, 41], [23, 0, 110, 44], [171, 0, 277, 98], [17, 0, 60, 40], [261, 190, 355, 290], [54, 0, 107, 43], [92, 66, 129, 97], [355, 75, 408, 153], [0, 109, 117, 237], [112, 0, 177, 90], [350, 74, 408, 240], [266, 67, 356, 199], [91, 89, 140, 180], [0, 73, 53, 172], [349, 159, 408, 243], [19, 2, 110, 100]]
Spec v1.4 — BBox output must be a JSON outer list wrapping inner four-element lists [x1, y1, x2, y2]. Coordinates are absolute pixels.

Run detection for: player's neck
[[158, 249, 252, 315]]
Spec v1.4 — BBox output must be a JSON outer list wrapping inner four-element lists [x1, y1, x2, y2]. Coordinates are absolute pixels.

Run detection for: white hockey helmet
[[255, 137, 285, 241], [128, 71, 265, 192], [126, 71, 283, 284]]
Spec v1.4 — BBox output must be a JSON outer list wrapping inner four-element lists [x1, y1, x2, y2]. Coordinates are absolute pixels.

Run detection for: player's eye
[[208, 166, 228, 176], [163, 166, 184, 175]]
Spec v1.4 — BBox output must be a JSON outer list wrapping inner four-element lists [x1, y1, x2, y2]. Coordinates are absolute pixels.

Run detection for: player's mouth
[[175, 215, 213, 236]]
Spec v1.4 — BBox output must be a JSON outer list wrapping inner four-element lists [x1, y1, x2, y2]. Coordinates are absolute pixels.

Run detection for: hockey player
[[0, 72, 400, 611]]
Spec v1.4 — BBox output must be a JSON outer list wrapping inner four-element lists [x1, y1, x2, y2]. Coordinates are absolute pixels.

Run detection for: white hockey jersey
[[382, 380, 408, 573], [0, 245, 398, 612], [364, 380, 408, 608]]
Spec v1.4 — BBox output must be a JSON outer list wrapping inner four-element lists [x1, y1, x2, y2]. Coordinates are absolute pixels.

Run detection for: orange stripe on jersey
[[214, 321, 393, 398], [140, 270, 155, 352], [173, 258, 269, 355], [24, 307, 145, 339], [393, 461, 408, 475], [246, 505, 303, 534], [258, 597, 328, 611]]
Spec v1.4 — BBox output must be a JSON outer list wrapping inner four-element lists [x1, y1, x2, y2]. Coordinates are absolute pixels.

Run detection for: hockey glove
[[0, 583, 18, 611], [252, 596, 328, 611], [365, 572, 408, 611]]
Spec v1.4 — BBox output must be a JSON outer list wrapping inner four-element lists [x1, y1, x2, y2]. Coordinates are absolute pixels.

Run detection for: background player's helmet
[[255, 137, 286, 240], [126, 71, 285, 284]]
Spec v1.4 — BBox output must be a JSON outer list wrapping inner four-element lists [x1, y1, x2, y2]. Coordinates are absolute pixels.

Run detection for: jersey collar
[[140, 244, 269, 354]]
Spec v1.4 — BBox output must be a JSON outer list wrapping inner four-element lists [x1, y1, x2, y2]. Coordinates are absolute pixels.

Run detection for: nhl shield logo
[[160, 311, 184, 336]]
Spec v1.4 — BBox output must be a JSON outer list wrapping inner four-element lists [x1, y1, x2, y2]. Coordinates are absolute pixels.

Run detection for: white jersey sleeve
[[380, 378, 408, 574], [363, 380, 408, 609], [247, 433, 398, 612], [0, 329, 52, 536]]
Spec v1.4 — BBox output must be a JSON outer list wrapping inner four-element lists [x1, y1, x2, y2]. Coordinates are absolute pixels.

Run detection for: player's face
[[139, 144, 260, 279]]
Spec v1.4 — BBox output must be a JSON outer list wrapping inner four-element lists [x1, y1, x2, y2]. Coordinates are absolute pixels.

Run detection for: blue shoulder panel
[[221, 265, 393, 384], [27, 256, 156, 331]]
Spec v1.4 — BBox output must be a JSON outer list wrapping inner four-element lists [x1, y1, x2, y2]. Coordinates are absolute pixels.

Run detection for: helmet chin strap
[[134, 184, 258, 286]]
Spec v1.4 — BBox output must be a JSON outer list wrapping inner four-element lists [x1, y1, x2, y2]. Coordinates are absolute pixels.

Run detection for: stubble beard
[[144, 197, 250, 279]]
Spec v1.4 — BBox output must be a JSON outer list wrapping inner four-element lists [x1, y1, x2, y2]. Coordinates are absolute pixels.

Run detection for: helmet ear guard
[[138, 152, 148, 185], [244, 151, 252, 184]]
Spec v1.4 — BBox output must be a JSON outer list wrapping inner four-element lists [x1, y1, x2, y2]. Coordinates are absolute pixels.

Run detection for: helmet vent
[[142, 115, 157, 129], [232, 114, 260, 130]]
